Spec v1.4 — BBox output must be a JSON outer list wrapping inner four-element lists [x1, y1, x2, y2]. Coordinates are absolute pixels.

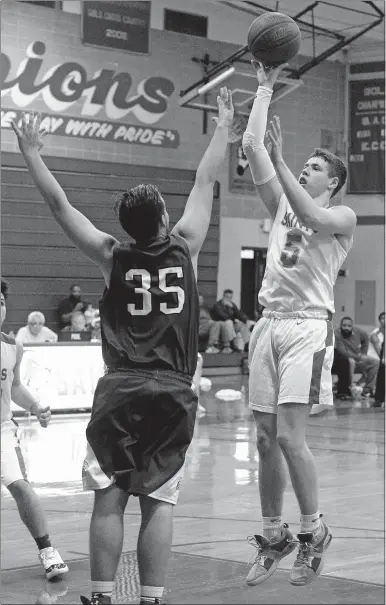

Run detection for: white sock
[[262, 516, 283, 541], [300, 512, 322, 535], [91, 581, 113, 597], [140, 585, 164, 602]]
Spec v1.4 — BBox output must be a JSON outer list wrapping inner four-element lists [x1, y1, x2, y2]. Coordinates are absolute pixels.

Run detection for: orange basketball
[[247, 12, 301, 66]]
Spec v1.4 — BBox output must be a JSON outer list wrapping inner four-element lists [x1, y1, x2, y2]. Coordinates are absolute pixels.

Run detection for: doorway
[[240, 247, 267, 318]]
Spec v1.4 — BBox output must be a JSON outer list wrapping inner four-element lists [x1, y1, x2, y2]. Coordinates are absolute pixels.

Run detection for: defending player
[[1, 279, 68, 580], [12, 87, 233, 605], [242, 62, 356, 586]]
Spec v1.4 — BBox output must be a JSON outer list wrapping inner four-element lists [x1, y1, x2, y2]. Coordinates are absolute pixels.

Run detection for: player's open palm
[[266, 115, 283, 165], [11, 111, 47, 155], [213, 86, 234, 129], [252, 60, 288, 89]]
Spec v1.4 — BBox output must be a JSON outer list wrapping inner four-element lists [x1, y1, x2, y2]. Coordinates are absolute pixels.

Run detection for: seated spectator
[[199, 295, 221, 353], [374, 341, 385, 407], [334, 316, 379, 398], [331, 348, 351, 399], [16, 311, 58, 344], [91, 316, 102, 342], [211, 289, 250, 353], [368, 311, 385, 360], [60, 311, 90, 333], [58, 284, 88, 329]]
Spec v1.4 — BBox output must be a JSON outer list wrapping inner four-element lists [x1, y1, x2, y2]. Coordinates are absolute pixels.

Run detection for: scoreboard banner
[[82, 1, 151, 54], [348, 79, 385, 194]]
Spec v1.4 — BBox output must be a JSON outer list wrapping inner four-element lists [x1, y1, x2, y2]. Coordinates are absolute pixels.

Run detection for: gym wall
[[1, 2, 384, 331]]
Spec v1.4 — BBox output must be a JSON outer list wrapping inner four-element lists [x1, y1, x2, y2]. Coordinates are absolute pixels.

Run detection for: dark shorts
[[82, 369, 197, 504]]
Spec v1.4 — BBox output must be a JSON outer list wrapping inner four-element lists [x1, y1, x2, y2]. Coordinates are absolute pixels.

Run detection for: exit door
[[240, 248, 267, 318]]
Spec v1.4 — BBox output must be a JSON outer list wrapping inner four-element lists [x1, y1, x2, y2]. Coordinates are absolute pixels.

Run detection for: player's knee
[[7, 478, 30, 498], [276, 430, 302, 451], [256, 430, 274, 456]]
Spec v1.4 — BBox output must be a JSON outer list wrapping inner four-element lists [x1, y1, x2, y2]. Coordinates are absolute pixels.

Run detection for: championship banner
[[82, 1, 151, 54], [1, 109, 179, 148], [11, 344, 105, 414], [348, 79, 385, 194]]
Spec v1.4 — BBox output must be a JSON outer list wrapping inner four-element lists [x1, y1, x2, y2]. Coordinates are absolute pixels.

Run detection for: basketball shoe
[[289, 517, 332, 586], [246, 523, 296, 585], [38, 547, 69, 580]]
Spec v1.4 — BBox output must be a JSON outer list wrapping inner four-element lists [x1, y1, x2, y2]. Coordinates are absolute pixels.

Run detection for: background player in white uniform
[[1, 279, 68, 580], [242, 63, 356, 587]]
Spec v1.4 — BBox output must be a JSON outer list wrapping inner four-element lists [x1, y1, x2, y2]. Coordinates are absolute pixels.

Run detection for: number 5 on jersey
[[126, 267, 185, 316]]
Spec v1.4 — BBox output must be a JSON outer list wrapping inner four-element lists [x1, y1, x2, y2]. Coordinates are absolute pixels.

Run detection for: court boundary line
[[2, 548, 384, 589]]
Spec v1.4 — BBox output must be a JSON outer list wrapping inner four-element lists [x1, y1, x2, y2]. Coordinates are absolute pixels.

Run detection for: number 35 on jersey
[[126, 267, 185, 316]]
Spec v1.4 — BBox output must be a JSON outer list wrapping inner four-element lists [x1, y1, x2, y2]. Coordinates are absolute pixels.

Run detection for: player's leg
[[137, 495, 173, 604], [1, 423, 69, 580], [253, 411, 286, 520], [275, 318, 333, 586], [133, 376, 197, 604], [86, 484, 129, 605], [246, 318, 296, 586]]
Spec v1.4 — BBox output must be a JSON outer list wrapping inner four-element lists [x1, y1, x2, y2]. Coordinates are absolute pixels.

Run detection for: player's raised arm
[[172, 87, 234, 263], [12, 112, 118, 276], [266, 115, 356, 237], [242, 61, 285, 219]]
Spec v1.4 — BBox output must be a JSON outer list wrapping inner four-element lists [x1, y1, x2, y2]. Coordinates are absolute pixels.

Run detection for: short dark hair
[[341, 316, 353, 325], [1, 279, 9, 300], [223, 289, 233, 296], [309, 148, 347, 198], [379, 311, 385, 322], [114, 184, 164, 242]]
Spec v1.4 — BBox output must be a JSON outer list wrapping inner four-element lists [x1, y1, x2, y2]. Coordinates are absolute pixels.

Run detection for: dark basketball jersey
[[99, 233, 199, 378]]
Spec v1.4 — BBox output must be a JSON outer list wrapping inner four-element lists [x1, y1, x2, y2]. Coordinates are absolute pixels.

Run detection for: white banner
[[11, 343, 105, 413]]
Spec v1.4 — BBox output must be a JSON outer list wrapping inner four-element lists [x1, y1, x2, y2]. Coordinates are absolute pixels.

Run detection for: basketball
[[247, 12, 301, 66]]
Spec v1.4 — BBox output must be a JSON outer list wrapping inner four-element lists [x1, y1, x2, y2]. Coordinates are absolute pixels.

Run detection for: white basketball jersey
[[259, 195, 352, 314], [1, 333, 17, 423]]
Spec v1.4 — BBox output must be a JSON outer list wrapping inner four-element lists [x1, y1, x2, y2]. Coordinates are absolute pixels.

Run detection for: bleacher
[[201, 351, 247, 376]]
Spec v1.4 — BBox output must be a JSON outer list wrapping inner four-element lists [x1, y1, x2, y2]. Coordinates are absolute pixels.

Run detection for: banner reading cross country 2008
[[348, 78, 385, 194]]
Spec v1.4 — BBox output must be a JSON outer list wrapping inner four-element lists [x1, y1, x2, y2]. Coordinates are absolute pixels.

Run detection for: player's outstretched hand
[[266, 115, 283, 165], [11, 111, 47, 155], [252, 60, 288, 89], [212, 86, 234, 129], [32, 403, 52, 428]]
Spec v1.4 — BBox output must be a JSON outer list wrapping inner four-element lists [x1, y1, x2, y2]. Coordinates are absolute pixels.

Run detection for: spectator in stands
[[60, 311, 90, 333], [211, 289, 250, 353], [16, 311, 57, 344], [91, 316, 102, 342], [368, 311, 385, 360], [374, 340, 385, 407], [199, 295, 222, 353], [58, 284, 88, 329], [335, 316, 379, 398], [331, 348, 351, 399]]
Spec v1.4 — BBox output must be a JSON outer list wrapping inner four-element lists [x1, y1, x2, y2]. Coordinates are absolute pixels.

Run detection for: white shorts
[[1, 420, 28, 487], [249, 315, 334, 414]]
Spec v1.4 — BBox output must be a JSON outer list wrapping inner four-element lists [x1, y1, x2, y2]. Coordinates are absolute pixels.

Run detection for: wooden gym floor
[[1, 375, 384, 604]]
